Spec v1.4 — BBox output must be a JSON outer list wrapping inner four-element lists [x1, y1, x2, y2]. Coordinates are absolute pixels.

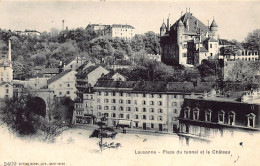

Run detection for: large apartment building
[[87, 24, 135, 40], [73, 80, 216, 133]]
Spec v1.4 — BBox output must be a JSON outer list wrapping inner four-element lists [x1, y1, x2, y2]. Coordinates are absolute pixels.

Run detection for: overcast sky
[[0, 0, 259, 42]]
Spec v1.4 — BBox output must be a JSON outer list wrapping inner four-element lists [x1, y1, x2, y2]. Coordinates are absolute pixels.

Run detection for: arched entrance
[[26, 97, 46, 117]]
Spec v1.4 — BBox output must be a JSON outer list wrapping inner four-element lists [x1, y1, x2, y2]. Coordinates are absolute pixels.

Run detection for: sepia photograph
[[0, 0, 260, 166]]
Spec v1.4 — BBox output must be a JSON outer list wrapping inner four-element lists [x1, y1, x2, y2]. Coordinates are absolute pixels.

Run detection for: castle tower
[[210, 18, 218, 38], [160, 20, 167, 37], [177, 20, 185, 64]]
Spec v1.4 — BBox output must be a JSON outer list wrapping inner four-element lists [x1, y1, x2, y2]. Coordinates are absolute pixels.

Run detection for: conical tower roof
[[160, 22, 167, 30], [210, 19, 218, 27], [178, 19, 184, 26]]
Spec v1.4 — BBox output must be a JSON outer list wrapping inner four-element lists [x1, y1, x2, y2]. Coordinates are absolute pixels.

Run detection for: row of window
[[97, 91, 163, 98], [97, 112, 164, 121], [241, 51, 258, 56], [58, 91, 71, 95], [183, 107, 256, 127], [98, 98, 164, 106], [97, 105, 164, 113]]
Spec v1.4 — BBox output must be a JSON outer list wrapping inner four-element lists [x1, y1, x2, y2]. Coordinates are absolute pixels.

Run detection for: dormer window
[[184, 107, 190, 119], [205, 109, 212, 122], [193, 108, 200, 120], [247, 113, 256, 127], [228, 111, 236, 125], [218, 110, 225, 123]]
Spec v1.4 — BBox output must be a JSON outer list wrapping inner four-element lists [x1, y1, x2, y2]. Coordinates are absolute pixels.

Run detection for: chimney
[[8, 40, 11, 61], [62, 20, 65, 31]]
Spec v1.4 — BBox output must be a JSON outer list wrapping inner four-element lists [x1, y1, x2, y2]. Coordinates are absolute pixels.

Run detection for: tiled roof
[[174, 12, 210, 35], [196, 46, 208, 52], [41, 68, 59, 74], [95, 81, 215, 93], [111, 24, 135, 29], [47, 69, 72, 85]]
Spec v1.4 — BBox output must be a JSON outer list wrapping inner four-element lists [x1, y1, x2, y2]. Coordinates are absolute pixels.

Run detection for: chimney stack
[[62, 20, 65, 31], [8, 40, 11, 61]]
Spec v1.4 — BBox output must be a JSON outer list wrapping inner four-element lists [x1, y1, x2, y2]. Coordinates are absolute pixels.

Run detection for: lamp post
[[96, 116, 107, 152]]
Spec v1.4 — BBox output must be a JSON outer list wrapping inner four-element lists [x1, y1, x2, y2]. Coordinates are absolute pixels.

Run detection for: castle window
[[135, 115, 139, 119], [142, 115, 146, 120], [150, 108, 154, 113], [127, 100, 131, 104], [218, 110, 225, 123], [210, 44, 212, 48], [104, 99, 109, 103], [184, 107, 190, 119], [142, 100, 146, 105], [158, 101, 163, 106], [150, 101, 154, 105], [135, 107, 138, 112], [126, 107, 131, 111], [247, 113, 256, 127], [205, 109, 212, 122], [119, 99, 123, 104], [228, 111, 236, 125], [142, 108, 146, 112], [119, 106, 124, 111], [111, 99, 116, 103], [183, 53, 187, 57], [150, 115, 154, 120], [112, 92, 116, 96], [97, 105, 102, 110], [104, 92, 108, 96], [193, 108, 200, 120], [111, 106, 116, 110], [104, 106, 109, 110]]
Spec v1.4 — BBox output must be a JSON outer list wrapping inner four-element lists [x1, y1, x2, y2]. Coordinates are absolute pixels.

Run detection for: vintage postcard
[[0, 0, 260, 166]]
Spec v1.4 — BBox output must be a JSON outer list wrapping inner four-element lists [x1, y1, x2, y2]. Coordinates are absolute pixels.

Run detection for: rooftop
[[47, 69, 72, 85]]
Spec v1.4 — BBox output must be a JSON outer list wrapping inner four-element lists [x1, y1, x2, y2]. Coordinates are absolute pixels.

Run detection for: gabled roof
[[47, 69, 72, 85]]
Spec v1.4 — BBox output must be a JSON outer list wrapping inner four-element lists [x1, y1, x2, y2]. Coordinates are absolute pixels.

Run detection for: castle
[[160, 11, 219, 66]]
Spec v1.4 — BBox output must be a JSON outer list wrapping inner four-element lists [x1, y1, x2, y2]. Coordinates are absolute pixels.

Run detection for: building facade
[[87, 24, 135, 40], [160, 11, 219, 66], [178, 88, 260, 145], [73, 80, 216, 133], [47, 70, 77, 100]]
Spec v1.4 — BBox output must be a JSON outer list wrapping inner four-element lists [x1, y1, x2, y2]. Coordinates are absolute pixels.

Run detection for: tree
[[245, 29, 260, 52]]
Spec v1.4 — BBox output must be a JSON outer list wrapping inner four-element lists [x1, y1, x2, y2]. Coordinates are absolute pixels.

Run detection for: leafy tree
[[245, 29, 260, 52]]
